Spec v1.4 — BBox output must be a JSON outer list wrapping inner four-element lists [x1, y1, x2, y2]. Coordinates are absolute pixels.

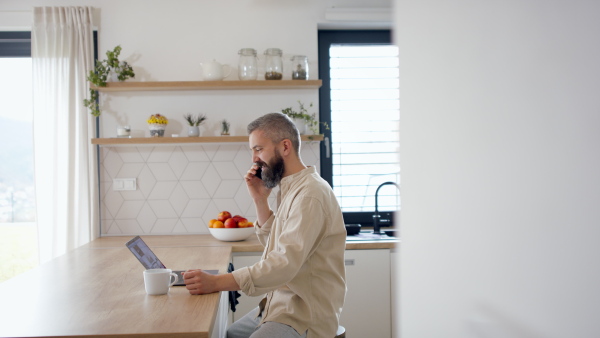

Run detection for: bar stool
[[335, 325, 346, 338]]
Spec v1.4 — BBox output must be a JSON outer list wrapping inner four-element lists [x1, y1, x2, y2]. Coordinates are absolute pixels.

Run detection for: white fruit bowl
[[209, 227, 255, 242]]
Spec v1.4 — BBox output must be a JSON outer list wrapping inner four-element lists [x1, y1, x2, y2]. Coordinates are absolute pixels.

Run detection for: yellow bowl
[[208, 227, 255, 242]]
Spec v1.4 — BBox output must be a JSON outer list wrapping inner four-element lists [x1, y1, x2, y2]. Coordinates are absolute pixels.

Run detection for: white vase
[[109, 70, 120, 82], [148, 123, 166, 137], [188, 126, 200, 137], [293, 118, 307, 135]]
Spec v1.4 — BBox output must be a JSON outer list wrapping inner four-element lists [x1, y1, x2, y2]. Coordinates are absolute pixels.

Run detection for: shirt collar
[[279, 166, 316, 197]]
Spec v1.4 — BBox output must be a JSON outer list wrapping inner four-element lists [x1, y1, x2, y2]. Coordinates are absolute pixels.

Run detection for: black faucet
[[373, 181, 400, 234]]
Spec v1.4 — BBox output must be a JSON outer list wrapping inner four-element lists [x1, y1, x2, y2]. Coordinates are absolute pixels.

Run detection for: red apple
[[232, 215, 243, 223], [224, 218, 238, 228], [218, 211, 232, 222], [237, 218, 250, 228]]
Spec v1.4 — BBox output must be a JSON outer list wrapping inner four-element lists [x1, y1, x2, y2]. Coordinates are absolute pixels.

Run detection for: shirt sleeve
[[232, 195, 328, 297], [254, 212, 274, 247]]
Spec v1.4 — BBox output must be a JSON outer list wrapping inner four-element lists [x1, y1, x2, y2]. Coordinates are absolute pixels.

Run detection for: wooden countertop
[[84, 234, 398, 251], [0, 246, 231, 338]]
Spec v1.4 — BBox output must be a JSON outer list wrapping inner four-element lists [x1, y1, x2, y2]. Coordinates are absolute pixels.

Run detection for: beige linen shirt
[[232, 166, 347, 338]]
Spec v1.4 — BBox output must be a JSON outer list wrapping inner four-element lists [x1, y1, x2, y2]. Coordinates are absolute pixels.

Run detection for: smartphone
[[255, 166, 262, 179]]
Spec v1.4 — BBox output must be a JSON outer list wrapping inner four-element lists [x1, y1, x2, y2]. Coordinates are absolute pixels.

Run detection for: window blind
[[329, 44, 400, 212]]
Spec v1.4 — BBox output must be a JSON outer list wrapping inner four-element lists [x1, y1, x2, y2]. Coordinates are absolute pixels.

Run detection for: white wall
[[3, 0, 325, 136], [95, 0, 322, 137], [0, 0, 394, 136], [396, 0, 600, 337], [0, 1, 393, 236]]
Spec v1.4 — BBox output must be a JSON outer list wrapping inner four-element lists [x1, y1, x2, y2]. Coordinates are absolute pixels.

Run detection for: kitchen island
[[0, 234, 397, 338], [0, 244, 231, 338]]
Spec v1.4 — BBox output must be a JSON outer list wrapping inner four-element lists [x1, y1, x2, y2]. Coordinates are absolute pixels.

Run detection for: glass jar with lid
[[238, 48, 258, 81], [264, 48, 283, 80], [291, 55, 309, 80]]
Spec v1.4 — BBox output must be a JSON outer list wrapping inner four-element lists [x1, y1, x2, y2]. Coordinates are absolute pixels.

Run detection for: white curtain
[[32, 7, 97, 263]]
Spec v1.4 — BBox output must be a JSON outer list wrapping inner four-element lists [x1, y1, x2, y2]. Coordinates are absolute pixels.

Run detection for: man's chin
[[262, 177, 279, 189]]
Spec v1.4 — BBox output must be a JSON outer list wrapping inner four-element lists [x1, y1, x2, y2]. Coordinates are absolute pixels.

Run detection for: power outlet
[[113, 178, 137, 191]]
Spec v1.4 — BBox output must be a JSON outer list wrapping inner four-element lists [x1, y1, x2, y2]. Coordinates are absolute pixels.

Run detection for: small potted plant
[[281, 101, 328, 135], [221, 119, 231, 136], [184, 113, 207, 137], [147, 114, 168, 137], [83, 45, 135, 117]]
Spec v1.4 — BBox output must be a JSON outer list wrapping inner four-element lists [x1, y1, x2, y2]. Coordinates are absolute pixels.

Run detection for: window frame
[[0, 31, 31, 57], [317, 29, 397, 227]]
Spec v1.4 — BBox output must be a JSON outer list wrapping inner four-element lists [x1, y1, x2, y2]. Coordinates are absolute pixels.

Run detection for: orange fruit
[[237, 218, 250, 228], [208, 219, 218, 228], [212, 220, 224, 228]]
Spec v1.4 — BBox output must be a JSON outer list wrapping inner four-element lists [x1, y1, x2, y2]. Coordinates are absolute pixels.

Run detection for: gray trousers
[[227, 307, 307, 338]]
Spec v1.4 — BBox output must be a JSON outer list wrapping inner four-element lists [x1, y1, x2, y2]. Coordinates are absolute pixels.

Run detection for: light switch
[[124, 178, 136, 190], [113, 178, 136, 191], [113, 179, 124, 190]]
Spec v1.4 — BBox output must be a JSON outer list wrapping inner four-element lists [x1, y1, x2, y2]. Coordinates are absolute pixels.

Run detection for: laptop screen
[[125, 236, 166, 270]]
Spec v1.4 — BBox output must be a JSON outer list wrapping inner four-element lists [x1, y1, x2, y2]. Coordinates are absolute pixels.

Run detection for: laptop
[[125, 235, 217, 286]]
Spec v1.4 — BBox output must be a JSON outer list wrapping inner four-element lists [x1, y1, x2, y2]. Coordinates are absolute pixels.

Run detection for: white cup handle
[[169, 272, 179, 287], [222, 64, 232, 78]]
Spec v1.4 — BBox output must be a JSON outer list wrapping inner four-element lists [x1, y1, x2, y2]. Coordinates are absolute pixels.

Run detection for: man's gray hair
[[247, 113, 301, 154]]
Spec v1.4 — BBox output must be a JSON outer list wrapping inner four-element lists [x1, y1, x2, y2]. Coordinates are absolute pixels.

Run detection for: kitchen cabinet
[[342, 249, 391, 337], [231, 252, 264, 325], [213, 291, 230, 338], [390, 248, 399, 338], [231, 249, 392, 337]]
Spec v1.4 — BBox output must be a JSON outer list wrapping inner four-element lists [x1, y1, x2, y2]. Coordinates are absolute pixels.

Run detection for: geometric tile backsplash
[[99, 142, 321, 236]]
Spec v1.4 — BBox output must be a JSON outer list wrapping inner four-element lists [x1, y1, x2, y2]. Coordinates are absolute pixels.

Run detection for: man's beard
[[257, 150, 285, 189]]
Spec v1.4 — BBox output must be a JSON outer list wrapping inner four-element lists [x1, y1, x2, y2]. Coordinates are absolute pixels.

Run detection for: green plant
[[281, 101, 328, 134], [221, 119, 231, 135], [83, 45, 135, 117], [184, 114, 207, 126], [147, 114, 168, 125]]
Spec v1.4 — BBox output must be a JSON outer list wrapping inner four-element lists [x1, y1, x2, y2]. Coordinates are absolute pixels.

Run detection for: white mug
[[143, 268, 179, 295]]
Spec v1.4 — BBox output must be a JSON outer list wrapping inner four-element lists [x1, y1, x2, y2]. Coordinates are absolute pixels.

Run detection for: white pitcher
[[200, 60, 232, 81]]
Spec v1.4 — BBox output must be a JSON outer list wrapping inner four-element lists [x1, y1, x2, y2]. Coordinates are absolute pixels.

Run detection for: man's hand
[[183, 270, 241, 295], [245, 163, 273, 226], [245, 163, 271, 200], [183, 269, 218, 295]]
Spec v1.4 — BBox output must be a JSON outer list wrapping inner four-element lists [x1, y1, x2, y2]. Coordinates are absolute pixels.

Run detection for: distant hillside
[[0, 117, 34, 187]]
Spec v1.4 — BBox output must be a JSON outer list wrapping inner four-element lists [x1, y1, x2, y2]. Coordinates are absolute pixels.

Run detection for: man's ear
[[280, 139, 293, 156]]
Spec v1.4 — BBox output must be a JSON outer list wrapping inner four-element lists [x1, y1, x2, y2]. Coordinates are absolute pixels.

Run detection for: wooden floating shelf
[[91, 134, 324, 145], [91, 80, 322, 92]]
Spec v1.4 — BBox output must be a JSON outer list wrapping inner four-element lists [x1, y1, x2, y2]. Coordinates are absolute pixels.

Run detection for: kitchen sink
[[346, 231, 397, 241]]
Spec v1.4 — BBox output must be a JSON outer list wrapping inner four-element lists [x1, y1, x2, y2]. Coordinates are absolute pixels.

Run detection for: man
[[183, 112, 346, 337]]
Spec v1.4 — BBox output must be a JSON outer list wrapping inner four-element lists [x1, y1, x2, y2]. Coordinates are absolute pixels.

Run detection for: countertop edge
[[87, 235, 397, 251]]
